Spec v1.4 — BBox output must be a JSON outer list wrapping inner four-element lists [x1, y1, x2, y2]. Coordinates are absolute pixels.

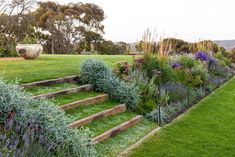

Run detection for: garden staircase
[[21, 76, 156, 155]]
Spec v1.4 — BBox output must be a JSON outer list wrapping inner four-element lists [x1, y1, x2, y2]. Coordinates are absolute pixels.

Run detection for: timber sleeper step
[[60, 94, 108, 110], [32, 84, 93, 99], [92, 115, 143, 144], [68, 104, 126, 128], [20, 75, 79, 88]]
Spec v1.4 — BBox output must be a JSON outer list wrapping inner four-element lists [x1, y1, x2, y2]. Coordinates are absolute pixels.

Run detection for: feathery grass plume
[[158, 37, 171, 57], [141, 28, 156, 56]]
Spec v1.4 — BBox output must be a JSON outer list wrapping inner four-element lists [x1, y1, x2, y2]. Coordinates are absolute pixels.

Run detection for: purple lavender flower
[[135, 58, 144, 63], [195, 52, 209, 61], [172, 62, 181, 69]]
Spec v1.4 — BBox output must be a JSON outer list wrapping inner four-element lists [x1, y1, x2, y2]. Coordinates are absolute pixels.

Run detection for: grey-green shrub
[[80, 59, 141, 110], [0, 78, 95, 157], [79, 59, 112, 87], [97, 75, 140, 110]]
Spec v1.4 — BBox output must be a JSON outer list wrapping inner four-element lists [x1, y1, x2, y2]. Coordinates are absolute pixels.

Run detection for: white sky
[[39, 0, 235, 42]]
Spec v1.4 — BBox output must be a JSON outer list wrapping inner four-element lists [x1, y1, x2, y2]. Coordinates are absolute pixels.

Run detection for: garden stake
[[158, 104, 162, 126]]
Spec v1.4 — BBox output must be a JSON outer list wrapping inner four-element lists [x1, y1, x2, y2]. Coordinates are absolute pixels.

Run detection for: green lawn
[[128, 77, 235, 157], [96, 119, 156, 157], [65, 99, 118, 122], [25, 83, 81, 95], [52, 91, 101, 106], [0, 54, 133, 83]]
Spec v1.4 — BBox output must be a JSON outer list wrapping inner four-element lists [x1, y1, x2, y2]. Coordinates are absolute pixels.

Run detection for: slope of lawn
[[0, 54, 133, 83], [128, 77, 235, 157]]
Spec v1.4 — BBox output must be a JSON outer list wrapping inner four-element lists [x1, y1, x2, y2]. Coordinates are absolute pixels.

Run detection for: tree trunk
[[52, 37, 55, 54]]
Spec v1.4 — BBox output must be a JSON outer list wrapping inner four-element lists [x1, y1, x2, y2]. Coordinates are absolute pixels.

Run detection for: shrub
[[0, 78, 95, 156], [79, 59, 112, 87], [0, 112, 52, 157], [141, 54, 159, 77], [160, 81, 187, 103], [208, 60, 226, 77], [128, 70, 158, 114], [179, 55, 195, 68], [195, 51, 209, 61], [113, 61, 130, 80], [97, 75, 140, 110], [215, 51, 230, 66], [231, 48, 235, 63], [191, 61, 209, 85], [80, 59, 141, 110]]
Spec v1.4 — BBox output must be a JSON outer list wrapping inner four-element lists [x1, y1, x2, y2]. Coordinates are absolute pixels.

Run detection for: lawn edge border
[[118, 76, 234, 157], [165, 76, 234, 126], [117, 127, 161, 157]]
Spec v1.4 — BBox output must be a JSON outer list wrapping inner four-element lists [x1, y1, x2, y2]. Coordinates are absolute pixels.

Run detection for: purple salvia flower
[[172, 62, 181, 69], [195, 52, 209, 61]]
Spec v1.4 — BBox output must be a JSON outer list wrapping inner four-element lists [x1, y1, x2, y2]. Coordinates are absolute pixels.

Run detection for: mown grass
[[25, 83, 81, 95], [51, 91, 101, 105], [85, 111, 136, 137], [95, 119, 156, 157], [65, 100, 119, 122], [128, 77, 235, 157], [0, 54, 133, 83]]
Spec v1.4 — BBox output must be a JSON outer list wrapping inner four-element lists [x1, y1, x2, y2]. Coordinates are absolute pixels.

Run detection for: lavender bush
[[0, 78, 95, 156]]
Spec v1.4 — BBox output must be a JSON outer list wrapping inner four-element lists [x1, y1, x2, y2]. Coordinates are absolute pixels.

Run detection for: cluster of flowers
[[0, 110, 49, 156]]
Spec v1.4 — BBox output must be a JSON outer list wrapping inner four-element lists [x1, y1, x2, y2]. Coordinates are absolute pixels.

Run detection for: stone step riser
[[60, 94, 109, 110], [68, 104, 126, 128], [92, 115, 143, 144], [20, 75, 79, 88], [32, 84, 93, 99]]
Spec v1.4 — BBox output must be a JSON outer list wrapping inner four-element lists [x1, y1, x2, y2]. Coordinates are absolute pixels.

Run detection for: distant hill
[[214, 40, 235, 51]]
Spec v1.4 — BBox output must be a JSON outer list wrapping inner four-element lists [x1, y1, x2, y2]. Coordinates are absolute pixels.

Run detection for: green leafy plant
[[128, 70, 158, 114], [179, 55, 195, 68]]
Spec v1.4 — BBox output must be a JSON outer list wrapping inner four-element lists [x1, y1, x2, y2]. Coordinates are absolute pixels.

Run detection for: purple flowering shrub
[[0, 78, 95, 156], [172, 62, 181, 69], [195, 51, 209, 61], [0, 110, 50, 157], [113, 61, 132, 80]]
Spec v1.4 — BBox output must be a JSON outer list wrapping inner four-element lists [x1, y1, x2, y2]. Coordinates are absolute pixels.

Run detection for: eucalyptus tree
[[34, 1, 105, 54], [0, 0, 36, 56]]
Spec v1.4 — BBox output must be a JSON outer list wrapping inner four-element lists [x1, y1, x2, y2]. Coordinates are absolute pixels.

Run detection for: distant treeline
[[0, 0, 132, 57]]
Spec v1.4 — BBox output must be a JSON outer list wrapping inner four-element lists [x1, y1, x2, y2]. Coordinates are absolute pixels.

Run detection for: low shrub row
[[80, 59, 141, 110]]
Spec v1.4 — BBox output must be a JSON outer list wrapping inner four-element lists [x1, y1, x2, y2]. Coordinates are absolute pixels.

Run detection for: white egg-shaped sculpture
[[16, 44, 43, 59]]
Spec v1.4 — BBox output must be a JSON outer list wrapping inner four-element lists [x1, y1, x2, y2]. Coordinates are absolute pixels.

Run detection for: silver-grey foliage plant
[[0, 77, 95, 157], [80, 59, 141, 110]]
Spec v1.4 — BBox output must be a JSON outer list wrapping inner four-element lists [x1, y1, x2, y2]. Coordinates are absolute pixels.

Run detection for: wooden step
[[32, 84, 93, 99], [68, 104, 126, 128], [20, 75, 79, 88], [60, 94, 108, 110], [92, 115, 143, 144]]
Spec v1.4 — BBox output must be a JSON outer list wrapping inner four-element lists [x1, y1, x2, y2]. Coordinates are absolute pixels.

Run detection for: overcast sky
[[40, 0, 235, 42]]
